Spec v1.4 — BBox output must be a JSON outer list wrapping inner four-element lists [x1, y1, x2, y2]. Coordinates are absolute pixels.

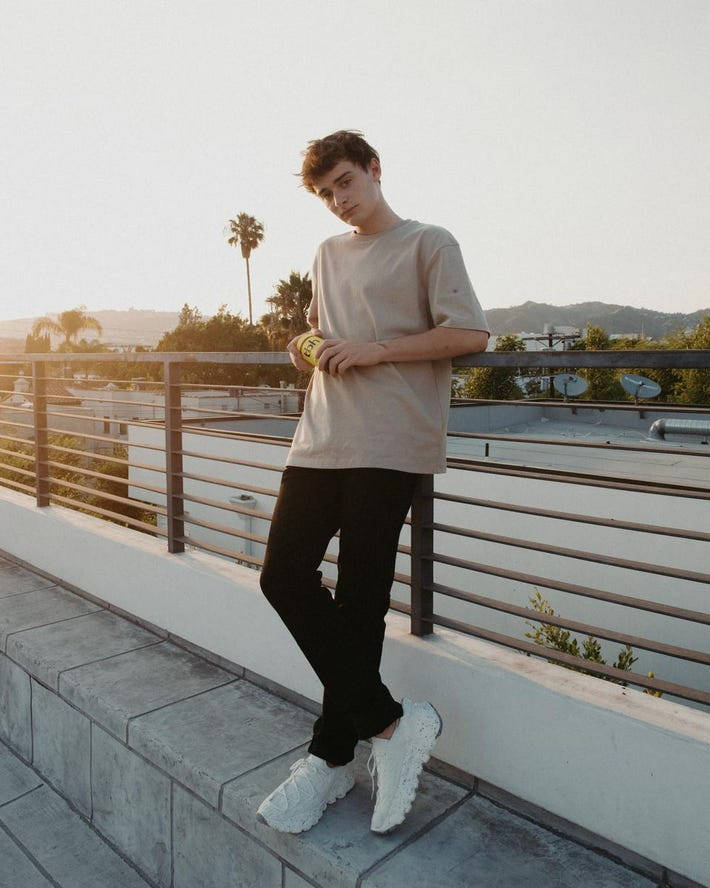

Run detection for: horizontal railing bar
[[6, 391, 169, 410], [450, 396, 710, 413], [47, 476, 167, 514], [179, 470, 280, 498], [46, 442, 164, 475], [431, 613, 710, 705], [0, 477, 35, 495], [0, 403, 33, 414], [44, 426, 165, 451], [0, 434, 34, 448], [429, 550, 710, 624], [176, 512, 412, 586], [2, 349, 709, 368], [44, 460, 166, 496], [445, 457, 710, 500], [0, 419, 34, 431], [176, 534, 264, 567], [181, 513, 268, 545], [0, 446, 34, 463], [432, 491, 710, 543], [180, 492, 273, 521], [430, 581, 710, 665], [40, 408, 169, 431], [162, 402, 298, 421], [0, 351, 294, 364], [39, 376, 165, 387], [0, 463, 36, 479], [447, 429, 710, 459], [176, 424, 293, 445], [178, 448, 286, 472], [49, 492, 166, 535], [451, 350, 710, 369], [429, 522, 710, 584], [173, 381, 306, 392]]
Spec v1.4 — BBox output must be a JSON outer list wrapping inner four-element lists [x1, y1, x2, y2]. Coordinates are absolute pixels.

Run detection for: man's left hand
[[314, 339, 386, 376]]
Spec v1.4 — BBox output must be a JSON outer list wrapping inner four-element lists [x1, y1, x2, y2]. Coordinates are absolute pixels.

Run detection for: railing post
[[410, 473, 434, 636], [164, 360, 185, 553], [32, 361, 50, 507]]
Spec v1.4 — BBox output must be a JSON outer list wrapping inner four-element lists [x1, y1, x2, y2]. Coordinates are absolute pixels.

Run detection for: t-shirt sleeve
[[306, 254, 319, 327], [426, 244, 490, 334]]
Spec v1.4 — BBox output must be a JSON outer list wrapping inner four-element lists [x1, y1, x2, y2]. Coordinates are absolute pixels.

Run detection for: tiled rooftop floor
[[0, 554, 676, 887]]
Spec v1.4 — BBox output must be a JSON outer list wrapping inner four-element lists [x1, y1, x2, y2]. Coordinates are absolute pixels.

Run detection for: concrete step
[[0, 554, 674, 888], [0, 738, 151, 887]]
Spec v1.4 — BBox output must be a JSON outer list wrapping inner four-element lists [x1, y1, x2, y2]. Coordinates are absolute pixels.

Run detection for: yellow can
[[296, 332, 324, 367]]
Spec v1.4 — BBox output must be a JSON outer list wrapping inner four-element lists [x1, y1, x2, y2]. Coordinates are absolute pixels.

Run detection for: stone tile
[[0, 585, 101, 650], [31, 679, 91, 816], [173, 784, 282, 888], [0, 652, 31, 759], [361, 794, 656, 888], [221, 742, 467, 888], [0, 783, 151, 887], [7, 609, 160, 689], [0, 739, 42, 805], [0, 829, 54, 888], [129, 679, 315, 806], [284, 867, 319, 888], [91, 723, 171, 887], [0, 559, 55, 599], [59, 641, 234, 741]]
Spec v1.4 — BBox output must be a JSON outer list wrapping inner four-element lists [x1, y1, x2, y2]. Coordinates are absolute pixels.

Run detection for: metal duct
[[649, 418, 710, 440]]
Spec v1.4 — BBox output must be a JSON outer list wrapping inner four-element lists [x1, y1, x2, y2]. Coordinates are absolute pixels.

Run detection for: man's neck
[[354, 203, 403, 236]]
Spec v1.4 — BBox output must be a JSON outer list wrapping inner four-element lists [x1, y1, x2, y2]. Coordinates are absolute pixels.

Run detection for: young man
[[258, 131, 489, 835]]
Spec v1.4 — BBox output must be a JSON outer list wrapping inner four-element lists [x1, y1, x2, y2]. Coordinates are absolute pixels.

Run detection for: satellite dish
[[621, 373, 661, 402], [553, 373, 588, 400]]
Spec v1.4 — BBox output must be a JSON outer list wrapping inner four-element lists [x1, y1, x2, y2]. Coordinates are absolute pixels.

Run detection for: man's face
[[312, 158, 382, 230]]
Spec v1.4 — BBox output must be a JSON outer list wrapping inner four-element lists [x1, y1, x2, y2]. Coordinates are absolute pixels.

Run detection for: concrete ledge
[[0, 489, 709, 886]]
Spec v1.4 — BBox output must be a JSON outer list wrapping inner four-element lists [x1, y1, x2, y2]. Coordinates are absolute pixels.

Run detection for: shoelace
[[366, 748, 377, 799], [289, 757, 309, 776]]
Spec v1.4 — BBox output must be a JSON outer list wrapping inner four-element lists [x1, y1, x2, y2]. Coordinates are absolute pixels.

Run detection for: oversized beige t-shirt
[[286, 219, 489, 474]]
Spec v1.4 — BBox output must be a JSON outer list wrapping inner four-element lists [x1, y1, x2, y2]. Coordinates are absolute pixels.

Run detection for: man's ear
[[369, 157, 382, 182]]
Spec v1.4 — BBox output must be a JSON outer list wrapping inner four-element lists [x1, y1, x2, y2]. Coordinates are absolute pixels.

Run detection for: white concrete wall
[[0, 485, 708, 887]]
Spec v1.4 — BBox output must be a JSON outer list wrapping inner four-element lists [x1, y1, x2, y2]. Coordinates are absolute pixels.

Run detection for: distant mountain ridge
[[1, 303, 708, 348], [485, 301, 710, 339], [0, 309, 181, 347]]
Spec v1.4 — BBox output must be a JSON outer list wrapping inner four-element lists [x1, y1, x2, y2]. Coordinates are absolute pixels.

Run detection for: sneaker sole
[[371, 702, 443, 835], [256, 775, 355, 834]]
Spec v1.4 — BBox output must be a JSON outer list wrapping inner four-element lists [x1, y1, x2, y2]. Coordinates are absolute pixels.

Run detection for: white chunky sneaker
[[256, 754, 355, 833], [368, 698, 443, 834]]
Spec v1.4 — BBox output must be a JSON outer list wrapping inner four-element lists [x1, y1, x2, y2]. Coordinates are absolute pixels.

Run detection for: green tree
[[155, 304, 280, 386], [260, 271, 313, 349], [524, 591, 662, 696], [31, 306, 103, 351], [0, 435, 156, 529], [225, 213, 265, 325], [675, 315, 710, 406], [568, 325, 624, 401], [458, 334, 526, 400], [25, 331, 51, 353]]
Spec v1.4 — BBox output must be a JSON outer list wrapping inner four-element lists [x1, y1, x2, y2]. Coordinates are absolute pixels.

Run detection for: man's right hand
[[287, 329, 324, 371]]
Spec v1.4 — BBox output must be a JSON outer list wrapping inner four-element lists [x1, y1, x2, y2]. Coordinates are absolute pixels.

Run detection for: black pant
[[260, 465, 420, 765]]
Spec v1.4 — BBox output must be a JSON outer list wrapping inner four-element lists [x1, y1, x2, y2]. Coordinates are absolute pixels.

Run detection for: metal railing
[[0, 348, 709, 707]]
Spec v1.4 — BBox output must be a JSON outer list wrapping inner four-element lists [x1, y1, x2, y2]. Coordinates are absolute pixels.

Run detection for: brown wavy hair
[[299, 130, 380, 193]]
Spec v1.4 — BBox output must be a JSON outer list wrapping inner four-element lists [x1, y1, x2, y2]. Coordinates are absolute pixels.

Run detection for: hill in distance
[[0, 303, 708, 350], [0, 309, 181, 348], [486, 301, 709, 339]]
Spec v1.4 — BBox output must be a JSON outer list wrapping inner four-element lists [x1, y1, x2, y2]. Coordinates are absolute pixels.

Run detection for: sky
[[1, 0, 709, 327]]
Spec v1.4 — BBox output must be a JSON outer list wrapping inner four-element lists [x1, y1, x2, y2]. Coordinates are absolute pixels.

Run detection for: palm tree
[[31, 306, 103, 351], [225, 212, 265, 324], [261, 271, 313, 347]]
